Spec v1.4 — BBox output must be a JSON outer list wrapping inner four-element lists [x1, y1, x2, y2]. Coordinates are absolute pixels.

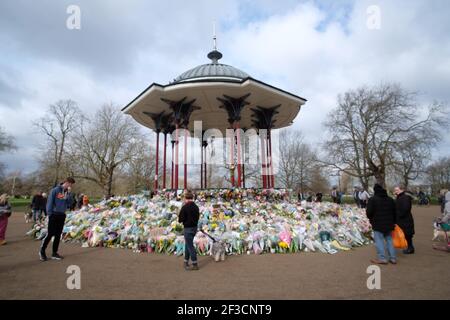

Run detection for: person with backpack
[[366, 184, 397, 265]]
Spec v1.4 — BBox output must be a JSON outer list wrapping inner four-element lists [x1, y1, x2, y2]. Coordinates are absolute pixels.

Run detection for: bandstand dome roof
[[174, 63, 249, 85], [173, 50, 249, 83]]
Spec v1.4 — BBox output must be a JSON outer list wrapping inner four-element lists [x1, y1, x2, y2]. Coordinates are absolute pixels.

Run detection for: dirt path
[[0, 206, 449, 299]]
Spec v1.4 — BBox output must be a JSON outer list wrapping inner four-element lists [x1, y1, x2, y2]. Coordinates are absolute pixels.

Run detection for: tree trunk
[[106, 170, 114, 198], [374, 169, 386, 188]]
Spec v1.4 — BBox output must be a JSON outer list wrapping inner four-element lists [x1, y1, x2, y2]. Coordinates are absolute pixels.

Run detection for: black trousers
[[41, 214, 66, 254], [405, 233, 414, 249]]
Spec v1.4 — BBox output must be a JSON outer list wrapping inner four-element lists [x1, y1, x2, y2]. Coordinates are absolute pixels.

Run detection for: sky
[[0, 0, 449, 175]]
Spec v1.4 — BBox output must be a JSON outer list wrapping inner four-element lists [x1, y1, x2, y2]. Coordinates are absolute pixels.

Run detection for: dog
[[211, 240, 226, 262], [201, 230, 226, 262], [432, 229, 448, 242], [24, 211, 32, 223]]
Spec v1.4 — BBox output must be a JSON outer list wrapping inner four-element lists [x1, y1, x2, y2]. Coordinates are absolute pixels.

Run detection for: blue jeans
[[184, 227, 197, 264], [373, 231, 396, 262], [33, 209, 43, 222]]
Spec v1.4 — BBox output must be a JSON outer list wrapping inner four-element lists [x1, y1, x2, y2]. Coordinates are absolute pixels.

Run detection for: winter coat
[[178, 201, 199, 228], [366, 185, 396, 234], [46, 185, 71, 216], [0, 202, 12, 218], [395, 192, 415, 235], [31, 194, 43, 210]]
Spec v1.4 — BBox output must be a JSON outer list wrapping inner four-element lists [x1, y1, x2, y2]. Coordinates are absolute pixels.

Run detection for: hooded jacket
[[46, 185, 71, 216], [366, 184, 396, 234]]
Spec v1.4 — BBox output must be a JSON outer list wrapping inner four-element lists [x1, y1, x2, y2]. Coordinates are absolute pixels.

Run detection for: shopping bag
[[392, 224, 408, 249]]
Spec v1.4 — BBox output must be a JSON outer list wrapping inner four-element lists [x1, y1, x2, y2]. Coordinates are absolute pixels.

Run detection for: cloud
[[0, 0, 449, 175]]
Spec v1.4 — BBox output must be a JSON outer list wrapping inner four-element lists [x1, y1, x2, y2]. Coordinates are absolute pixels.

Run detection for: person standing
[[438, 189, 448, 214], [331, 187, 338, 204], [315, 192, 323, 203], [41, 193, 48, 217], [77, 193, 84, 209], [178, 190, 200, 271], [0, 194, 12, 246], [297, 189, 304, 202], [353, 187, 361, 208], [359, 188, 370, 209], [366, 184, 397, 265], [39, 177, 75, 261], [31, 192, 44, 222], [394, 185, 415, 254]]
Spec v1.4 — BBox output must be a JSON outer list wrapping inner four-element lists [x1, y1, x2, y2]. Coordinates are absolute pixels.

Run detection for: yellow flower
[[278, 241, 289, 249], [211, 223, 218, 229]]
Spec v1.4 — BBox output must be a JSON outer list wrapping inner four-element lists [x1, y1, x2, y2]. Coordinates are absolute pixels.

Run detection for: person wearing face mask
[[394, 185, 415, 254], [39, 177, 75, 261]]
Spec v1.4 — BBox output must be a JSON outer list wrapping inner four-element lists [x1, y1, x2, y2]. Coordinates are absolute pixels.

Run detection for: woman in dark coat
[[366, 184, 397, 264], [394, 185, 415, 254]]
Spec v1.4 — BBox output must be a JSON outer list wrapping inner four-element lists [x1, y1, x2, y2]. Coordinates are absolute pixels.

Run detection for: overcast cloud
[[0, 0, 449, 174]]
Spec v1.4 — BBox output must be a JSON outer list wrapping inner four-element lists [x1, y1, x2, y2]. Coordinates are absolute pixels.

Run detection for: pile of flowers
[[27, 190, 372, 256]]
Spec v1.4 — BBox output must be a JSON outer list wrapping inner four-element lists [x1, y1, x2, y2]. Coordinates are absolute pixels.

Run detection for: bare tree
[[391, 139, 430, 190], [323, 84, 448, 188], [426, 157, 450, 194], [0, 126, 15, 152], [278, 129, 318, 190], [124, 140, 156, 194], [34, 100, 81, 186], [69, 103, 143, 197], [0, 126, 16, 189]]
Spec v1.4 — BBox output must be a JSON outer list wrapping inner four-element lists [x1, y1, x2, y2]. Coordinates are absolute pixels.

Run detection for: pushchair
[[433, 220, 450, 252]]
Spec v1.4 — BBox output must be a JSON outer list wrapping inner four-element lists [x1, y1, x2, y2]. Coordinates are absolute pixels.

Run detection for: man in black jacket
[[366, 184, 397, 264], [394, 185, 415, 254], [178, 190, 200, 271]]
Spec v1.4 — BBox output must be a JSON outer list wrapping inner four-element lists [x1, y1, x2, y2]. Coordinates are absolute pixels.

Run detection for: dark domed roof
[[173, 50, 250, 83]]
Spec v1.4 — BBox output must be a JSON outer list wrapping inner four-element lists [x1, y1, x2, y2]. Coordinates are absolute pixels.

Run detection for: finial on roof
[[207, 20, 222, 64], [213, 20, 217, 50]]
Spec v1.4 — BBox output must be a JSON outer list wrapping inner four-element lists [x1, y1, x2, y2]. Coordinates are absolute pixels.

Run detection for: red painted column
[[154, 131, 160, 191], [200, 140, 203, 189], [269, 130, 275, 188], [260, 132, 267, 189], [236, 122, 242, 188], [265, 130, 270, 188], [171, 139, 175, 190], [163, 133, 167, 189], [230, 128, 235, 187], [184, 128, 188, 190], [175, 125, 179, 190], [204, 146, 207, 189]]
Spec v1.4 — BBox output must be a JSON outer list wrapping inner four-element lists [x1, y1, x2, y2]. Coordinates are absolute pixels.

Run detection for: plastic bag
[[392, 224, 408, 249]]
